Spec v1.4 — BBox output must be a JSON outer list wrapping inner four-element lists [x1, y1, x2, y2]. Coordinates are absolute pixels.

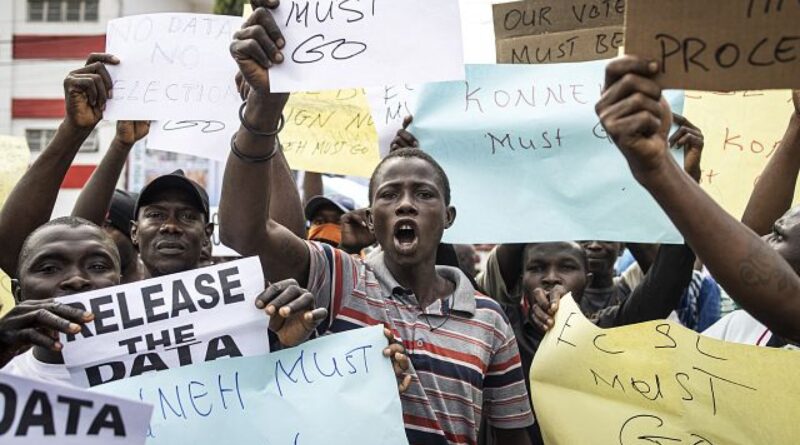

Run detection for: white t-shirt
[[2, 349, 73, 386], [702, 310, 797, 350]]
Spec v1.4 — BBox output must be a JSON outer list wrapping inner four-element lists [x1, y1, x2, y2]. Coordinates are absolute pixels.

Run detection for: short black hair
[[17, 216, 120, 277], [523, 242, 589, 272], [368, 148, 451, 206]]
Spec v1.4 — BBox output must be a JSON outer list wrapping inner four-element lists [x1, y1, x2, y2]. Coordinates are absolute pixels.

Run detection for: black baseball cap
[[106, 189, 138, 238], [304, 194, 356, 221], [134, 170, 210, 221]]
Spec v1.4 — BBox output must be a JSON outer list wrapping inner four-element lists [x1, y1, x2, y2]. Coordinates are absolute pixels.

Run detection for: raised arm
[[0, 54, 116, 277], [71, 121, 149, 224], [741, 92, 800, 235], [220, 5, 310, 285], [302, 172, 323, 205], [596, 56, 800, 343]]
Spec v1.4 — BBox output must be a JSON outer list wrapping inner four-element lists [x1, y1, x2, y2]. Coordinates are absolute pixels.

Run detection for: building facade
[[1, 0, 214, 216]]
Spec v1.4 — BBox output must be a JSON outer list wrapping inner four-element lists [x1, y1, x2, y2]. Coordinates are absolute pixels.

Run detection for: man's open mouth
[[393, 221, 419, 254]]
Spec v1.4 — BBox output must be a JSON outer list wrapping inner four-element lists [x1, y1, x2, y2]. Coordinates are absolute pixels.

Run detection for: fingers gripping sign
[[526, 285, 567, 335], [670, 113, 705, 183], [255, 279, 328, 348], [596, 56, 674, 178], [231, 3, 286, 94], [0, 300, 93, 365], [383, 328, 412, 393], [64, 53, 119, 129]]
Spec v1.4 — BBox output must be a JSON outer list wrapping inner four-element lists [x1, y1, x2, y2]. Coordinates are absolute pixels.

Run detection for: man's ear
[[130, 221, 139, 247], [365, 208, 375, 233], [445, 206, 457, 229], [205, 222, 215, 242]]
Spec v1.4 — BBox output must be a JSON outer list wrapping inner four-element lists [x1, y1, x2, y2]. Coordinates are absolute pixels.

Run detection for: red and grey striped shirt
[[306, 242, 535, 445]]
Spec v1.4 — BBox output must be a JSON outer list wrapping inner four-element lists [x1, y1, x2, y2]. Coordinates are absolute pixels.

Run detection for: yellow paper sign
[[531, 295, 800, 444], [684, 91, 799, 218], [0, 135, 31, 316], [243, 3, 381, 177], [282, 90, 380, 177]]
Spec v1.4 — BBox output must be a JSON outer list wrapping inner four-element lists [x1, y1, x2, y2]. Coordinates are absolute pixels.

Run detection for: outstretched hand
[[255, 279, 328, 347], [0, 300, 93, 367], [670, 114, 704, 183], [383, 328, 412, 393], [115, 121, 151, 146], [64, 53, 119, 129], [389, 116, 418, 152], [596, 57, 672, 181]]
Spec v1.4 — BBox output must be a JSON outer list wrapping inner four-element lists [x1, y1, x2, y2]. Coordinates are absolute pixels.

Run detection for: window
[[28, 0, 99, 22], [25, 129, 99, 153]]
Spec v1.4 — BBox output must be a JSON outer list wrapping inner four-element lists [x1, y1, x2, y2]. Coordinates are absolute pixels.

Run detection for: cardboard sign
[[496, 26, 624, 64], [684, 90, 800, 218], [104, 13, 243, 120], [493, 0, 625, 39], [530, 295, 800, 444], [409, 62, 684, 244], [282, 89, 381, 177], [265, 0, 465, 92], [93, 325, 408, 445], [58, 257, 267, 388], [0, 372, 152, 445], [0, 135, 29, 316], [625, 0, 800, 91]]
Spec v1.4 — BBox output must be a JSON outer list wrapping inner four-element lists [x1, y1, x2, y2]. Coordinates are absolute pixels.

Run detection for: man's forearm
[[741, 114, 800, 235], [0, 122, 92, 276], [72, 137, 132, 225], [640, 156, 800, 343], [269, 147, 306, 239]]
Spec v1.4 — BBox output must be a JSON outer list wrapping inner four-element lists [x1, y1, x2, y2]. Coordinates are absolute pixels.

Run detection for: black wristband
[[239, 100, 285, 136], [230, 133, 279, 164]]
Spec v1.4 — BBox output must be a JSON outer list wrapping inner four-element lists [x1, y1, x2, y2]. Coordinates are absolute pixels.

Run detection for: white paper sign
[[209, 206, 242, 257], [58, 257, 266, 388], [269, 0, 466, 92], [0, 372, 152, 445], [147, 118, 238, 161], [104, 13, 244, 120], [366, 84, 419, 157]]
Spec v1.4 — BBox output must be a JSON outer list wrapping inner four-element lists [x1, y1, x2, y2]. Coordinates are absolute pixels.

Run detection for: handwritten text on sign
[[493, 0, 624, 39], [625, 0, 800, 91], [266, 0, 465, 92], [0, 373, 152, 445], [93, 325, 409, 445], [58, 257, 266, 388], [409, 62, 683, 244], [104, 13, 243, 120], [530, 295, 800, 444]]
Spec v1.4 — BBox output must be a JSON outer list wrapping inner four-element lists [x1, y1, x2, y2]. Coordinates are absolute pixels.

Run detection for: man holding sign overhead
[[220, 2, 535, 444]]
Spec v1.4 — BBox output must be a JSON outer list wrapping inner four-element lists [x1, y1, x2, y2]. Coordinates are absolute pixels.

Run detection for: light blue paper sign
[[92, 325, 408, 445], [410, 62, 685, 244]]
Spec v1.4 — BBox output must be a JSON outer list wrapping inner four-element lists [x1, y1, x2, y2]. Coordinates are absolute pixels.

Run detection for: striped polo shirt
[[306, 242, 535, 445]]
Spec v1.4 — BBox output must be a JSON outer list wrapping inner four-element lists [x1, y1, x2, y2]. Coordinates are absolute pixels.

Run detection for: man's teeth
[[400, 224, 412, 231]]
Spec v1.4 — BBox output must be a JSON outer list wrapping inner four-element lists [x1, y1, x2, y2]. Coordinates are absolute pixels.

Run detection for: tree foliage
[[214, 0, 248, 16]]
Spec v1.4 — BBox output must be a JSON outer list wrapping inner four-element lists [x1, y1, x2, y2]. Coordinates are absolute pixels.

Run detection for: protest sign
[[282, 89, 381, 177], [493, 0, 624, 64], [409, 62, 683, 244], [493, 0, 624, 39], [0, 136, 30, 316], [58, 257, 266, 388], [625, 0, 800, 91], [263, 0, 464, 92], [366, 84, 419, 157], [104, 13, 243, 120], [147, 117, 238, 162], [496, 26, 623, 64], [0, 372, 152, 445], [684, 90, 800, 218], [530, 294, 800, 444], [93, 325, 408, 445], [209, 206, 241, 257]]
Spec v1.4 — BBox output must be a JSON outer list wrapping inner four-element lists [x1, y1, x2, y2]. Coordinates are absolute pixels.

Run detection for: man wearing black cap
[[104, 190, 144, 283], [131, 170, 214, 277]]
